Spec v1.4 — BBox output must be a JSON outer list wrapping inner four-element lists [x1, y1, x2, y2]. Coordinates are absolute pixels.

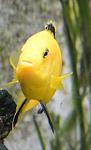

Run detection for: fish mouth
[[21, 60, 33, 66]]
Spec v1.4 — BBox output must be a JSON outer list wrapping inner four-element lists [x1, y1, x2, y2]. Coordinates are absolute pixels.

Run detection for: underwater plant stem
[[60, 0, 86, 149], [77, 0, 91, 93]]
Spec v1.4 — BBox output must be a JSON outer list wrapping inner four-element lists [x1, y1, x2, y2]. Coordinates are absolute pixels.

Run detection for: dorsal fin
[[45, 20, 56, 38]]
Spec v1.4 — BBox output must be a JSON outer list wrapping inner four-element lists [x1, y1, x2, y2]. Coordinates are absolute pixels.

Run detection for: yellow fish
[[3, 21, 72, 132]]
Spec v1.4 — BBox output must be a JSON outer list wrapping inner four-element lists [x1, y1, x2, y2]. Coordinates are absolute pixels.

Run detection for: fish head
[[16, 30, 62, 87]]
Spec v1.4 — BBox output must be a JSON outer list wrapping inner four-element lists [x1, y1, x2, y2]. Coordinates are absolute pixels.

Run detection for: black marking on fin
[[40, 102, 54, 134], [37, 106, 44, 114], [13, 99, 27, 127], [45, 23, 56, 38]]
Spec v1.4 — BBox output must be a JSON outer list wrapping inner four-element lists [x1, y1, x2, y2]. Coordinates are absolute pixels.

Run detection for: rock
[[0, 143, 8, 150], [0, 89, 16, 140]]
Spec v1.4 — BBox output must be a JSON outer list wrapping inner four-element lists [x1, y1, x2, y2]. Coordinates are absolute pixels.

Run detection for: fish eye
[[43, 49, 49, 58]]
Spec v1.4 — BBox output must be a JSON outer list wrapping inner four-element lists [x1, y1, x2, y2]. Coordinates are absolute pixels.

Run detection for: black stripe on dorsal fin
[[45, 21, 56, 38]]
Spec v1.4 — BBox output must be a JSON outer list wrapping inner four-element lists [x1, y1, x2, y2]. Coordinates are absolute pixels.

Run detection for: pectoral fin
[[60, 72, 73, 80], [9, 50, 20, 70], [10, 56, 16, 70], [1, 79, 18, 88], [50, 72, 73, 90], [50, 76, 64, 90], [0, 56, 18, 89]]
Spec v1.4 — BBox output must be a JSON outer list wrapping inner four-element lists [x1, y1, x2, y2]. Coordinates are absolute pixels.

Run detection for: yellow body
[[2, 22, 72, 114], [16, 30, 62, 105]]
